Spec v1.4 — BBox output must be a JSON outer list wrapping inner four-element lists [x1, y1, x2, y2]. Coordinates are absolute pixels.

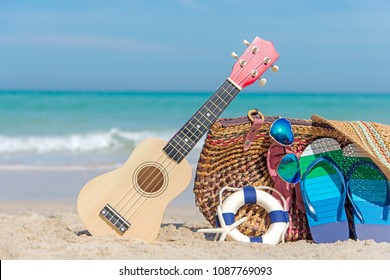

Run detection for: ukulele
[[77, 37, 280, 242]]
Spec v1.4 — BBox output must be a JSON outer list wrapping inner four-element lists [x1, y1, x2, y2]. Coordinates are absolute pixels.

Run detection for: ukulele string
[[115, 61, 254, 214], [113, 150, 168, 211], [121, 81, 236, 218], [112, 102, 210, 212], [118, 53, 259, 221], [107, 49, 258, 225], [117, 80, 238, 216], [91, 146, 181, 233], [114, 47, 256, 214], [88, 44, 271, 233], [114, 110, 204, 214], [230, 51, 266, 88], [122, 81, 238, 220], [113, 115, 207, 215]]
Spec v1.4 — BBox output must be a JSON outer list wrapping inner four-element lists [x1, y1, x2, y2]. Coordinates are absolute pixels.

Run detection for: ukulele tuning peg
[[263, 57, 271, 64], [271, 65, 279, 72], [252, 46, 258, 54], [243, 39, 250, 46], [251, 70, 258, 77], [259, 78, 267, 86], [231, 52, 239, 60]]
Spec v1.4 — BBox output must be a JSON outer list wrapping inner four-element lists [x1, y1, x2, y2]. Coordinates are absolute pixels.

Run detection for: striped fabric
[[311, 115, 390, 180], [349, 121, 390, 169]]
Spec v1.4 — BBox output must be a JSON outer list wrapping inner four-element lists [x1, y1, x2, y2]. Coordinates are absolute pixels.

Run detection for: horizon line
[[1, 89, 390, 95]]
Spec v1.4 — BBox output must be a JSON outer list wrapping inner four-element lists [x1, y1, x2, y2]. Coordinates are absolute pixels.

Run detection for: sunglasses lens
[[277, 153, 301, 184], [270, 118, 294, 146]]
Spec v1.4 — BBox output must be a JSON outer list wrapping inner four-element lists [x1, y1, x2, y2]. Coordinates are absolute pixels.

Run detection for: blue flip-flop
[[299, 138, 349, 243], [344, 144, 390, 242]]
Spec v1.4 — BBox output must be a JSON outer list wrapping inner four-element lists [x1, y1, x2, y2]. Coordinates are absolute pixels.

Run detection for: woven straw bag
[[193, 113, 351, 241]]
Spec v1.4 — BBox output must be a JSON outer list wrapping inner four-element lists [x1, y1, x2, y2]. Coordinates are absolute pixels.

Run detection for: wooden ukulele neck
[[163, 79, 241, 163]]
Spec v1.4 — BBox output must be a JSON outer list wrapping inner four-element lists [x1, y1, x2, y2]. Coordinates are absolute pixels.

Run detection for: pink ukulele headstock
[[228, 37, 279, 90]]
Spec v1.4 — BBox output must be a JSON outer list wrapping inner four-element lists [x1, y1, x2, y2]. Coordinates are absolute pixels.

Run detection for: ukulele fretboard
[[163, 79, 240, 162]]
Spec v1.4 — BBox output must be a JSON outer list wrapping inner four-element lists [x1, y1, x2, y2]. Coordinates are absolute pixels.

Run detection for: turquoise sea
[[0, 90, 389, 170]]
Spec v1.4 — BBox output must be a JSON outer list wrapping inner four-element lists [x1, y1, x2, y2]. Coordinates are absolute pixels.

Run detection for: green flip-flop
[[343, 144, 390, 242]]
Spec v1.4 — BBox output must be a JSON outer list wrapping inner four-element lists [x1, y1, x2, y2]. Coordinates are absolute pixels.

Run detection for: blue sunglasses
[[269, 117, 301, 184], [269, 117, 294, 146]]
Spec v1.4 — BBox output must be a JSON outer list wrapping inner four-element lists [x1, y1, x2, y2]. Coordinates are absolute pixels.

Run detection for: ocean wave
[[0, 128, 173, 154]]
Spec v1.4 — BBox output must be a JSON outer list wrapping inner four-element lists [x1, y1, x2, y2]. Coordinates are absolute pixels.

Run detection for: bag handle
[[243, 109, 265, 151]]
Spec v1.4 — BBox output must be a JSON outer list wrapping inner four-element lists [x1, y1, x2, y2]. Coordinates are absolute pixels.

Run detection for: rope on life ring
[[198, 186, 289, 245]]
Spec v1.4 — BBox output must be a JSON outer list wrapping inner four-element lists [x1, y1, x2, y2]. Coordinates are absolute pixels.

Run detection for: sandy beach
[[2, 0, 390, 270], [1, 192, 390, 260]]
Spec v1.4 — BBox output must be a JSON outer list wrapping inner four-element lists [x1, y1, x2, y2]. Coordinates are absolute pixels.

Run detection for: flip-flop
[[299, 138, 349, 243], [343, 144, 390, 242]]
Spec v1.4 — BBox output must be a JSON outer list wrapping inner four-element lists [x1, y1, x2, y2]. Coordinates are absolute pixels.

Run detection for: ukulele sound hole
[[134, 163, 167, 197]]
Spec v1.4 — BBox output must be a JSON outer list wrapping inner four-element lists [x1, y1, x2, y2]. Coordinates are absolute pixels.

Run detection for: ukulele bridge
[[100, 204, 131, 234]]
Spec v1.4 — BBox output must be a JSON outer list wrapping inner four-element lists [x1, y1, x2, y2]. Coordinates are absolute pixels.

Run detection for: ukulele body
[[77, 138, 192, 242]]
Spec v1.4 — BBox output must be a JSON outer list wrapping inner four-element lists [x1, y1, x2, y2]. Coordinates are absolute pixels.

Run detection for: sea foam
[[0, 128, 173, 154]]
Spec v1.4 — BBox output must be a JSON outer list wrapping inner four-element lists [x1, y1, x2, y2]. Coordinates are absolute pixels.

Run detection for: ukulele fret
[[100, 204, 131, 234], [163, 80, 240, 163]]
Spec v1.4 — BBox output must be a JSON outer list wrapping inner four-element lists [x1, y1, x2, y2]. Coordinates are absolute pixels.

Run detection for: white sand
[[1, 200, 390, 260]]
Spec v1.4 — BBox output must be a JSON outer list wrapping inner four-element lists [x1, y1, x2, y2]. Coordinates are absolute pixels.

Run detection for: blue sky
[[0, 0, 389, 92]]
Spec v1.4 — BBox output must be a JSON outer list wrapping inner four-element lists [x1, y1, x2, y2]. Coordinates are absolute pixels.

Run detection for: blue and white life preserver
[[218, 186, 289, 245]]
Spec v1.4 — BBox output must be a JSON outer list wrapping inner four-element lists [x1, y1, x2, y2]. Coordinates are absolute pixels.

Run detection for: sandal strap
[[301, 156, 347, 222], [346, 160, 390, 222]]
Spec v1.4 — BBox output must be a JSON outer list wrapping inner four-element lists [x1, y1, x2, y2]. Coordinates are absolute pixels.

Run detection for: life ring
[[218, 186, 289, 245]]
